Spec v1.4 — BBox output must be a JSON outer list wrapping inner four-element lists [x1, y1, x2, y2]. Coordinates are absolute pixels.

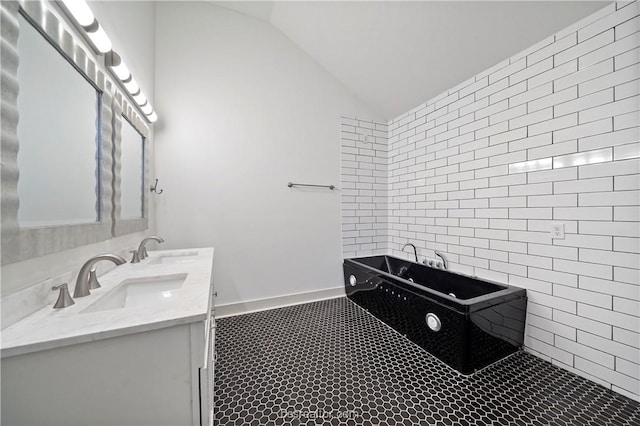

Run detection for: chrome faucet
[[137, 236, 165, 260], [74, 254, 126, 298], [435, 251, 448, 270], [402, 243, 418, 263]]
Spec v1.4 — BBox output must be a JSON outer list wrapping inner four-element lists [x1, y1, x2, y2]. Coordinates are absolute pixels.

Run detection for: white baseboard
[[215, 286, 346, 318]]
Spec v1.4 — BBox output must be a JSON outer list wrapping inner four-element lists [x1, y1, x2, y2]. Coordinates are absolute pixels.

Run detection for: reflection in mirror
[[16, 13, 101, 228], [119, 117, 144, 219]]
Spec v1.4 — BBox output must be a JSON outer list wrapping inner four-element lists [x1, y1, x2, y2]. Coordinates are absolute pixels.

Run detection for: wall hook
[[150, 178, 164, 194]]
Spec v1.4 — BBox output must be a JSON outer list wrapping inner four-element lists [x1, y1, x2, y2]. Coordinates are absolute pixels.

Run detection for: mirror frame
[[0, 0, 149, 264], [112, 92, 150, 236]]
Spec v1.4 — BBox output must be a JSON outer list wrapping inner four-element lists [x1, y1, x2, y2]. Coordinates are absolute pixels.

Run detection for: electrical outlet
[[357, 133, 371, 144], [550, 223, 565, 239]]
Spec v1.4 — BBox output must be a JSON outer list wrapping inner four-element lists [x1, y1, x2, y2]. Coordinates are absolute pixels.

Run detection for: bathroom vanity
[[1, 248, 216, 426]]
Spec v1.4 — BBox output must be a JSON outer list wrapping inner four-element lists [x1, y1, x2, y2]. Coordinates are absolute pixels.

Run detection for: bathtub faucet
[[435, 251, 448, 270], [402, 243, 418, 263]]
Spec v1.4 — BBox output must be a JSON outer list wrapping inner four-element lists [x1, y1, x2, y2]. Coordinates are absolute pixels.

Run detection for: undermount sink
[[81, 273, 187, 313], [147, 252, 199, 265]]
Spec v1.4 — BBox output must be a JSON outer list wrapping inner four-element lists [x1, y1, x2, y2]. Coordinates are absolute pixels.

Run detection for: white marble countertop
[[1, 247, 214, 358]]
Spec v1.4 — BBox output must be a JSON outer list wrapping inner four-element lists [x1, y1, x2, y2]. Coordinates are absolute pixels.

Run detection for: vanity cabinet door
[[2, 324, 195, 426], [209, 322, 216, 424], [199, 319, 215, 426]]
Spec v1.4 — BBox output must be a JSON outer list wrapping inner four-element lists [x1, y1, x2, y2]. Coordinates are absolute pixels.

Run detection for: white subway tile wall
[[341, 117, 389, 258], [340, 2, 640, 401]]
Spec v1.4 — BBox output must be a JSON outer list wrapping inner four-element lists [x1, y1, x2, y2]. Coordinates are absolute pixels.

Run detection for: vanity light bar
[[105, 51, 158, 123], [59, 0, 158, 124]]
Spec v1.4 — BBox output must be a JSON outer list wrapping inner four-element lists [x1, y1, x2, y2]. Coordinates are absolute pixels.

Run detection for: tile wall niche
[[341, 1, 640, 401]]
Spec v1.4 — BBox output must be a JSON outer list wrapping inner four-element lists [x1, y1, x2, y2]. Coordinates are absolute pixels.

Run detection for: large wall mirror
[[0, 0, 149, 265], [112, 93, 149, 236], [119, 117, 145, 219], [16, 12, 102, 228]]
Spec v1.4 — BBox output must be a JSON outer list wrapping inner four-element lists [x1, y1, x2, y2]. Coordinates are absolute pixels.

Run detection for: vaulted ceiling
[[212, 1, 610, 120]]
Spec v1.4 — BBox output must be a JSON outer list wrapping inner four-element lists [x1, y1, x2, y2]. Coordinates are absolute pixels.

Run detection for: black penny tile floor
[[214, 297, 640, 425]]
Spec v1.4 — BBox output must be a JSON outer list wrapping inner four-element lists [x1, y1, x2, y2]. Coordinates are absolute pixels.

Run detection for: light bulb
[[141, 103, 153, 115], [147, 111, 158, 123], [61, 0, 94, 26], [86, 24, 112, 53], [123, 76, 139, 95], [133, 91, 147, 106], [108, 54, 130, 80]]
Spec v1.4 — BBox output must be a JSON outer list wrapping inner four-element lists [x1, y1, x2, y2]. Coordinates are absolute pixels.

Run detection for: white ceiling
[[212, 1, 610, 120]]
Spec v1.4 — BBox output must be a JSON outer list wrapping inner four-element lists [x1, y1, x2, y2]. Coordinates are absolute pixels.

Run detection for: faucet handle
[[52, 283, 75, 309], [130, 250, 141, 264], [87, 268, 101, 290]]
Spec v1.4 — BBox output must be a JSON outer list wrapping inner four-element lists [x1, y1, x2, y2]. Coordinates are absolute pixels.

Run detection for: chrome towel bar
[[288, 182, 335, 190]]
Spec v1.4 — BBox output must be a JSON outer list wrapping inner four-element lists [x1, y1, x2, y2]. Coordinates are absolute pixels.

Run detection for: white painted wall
[[154, 1, 378, 307], [1, 0, 156, 298]]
